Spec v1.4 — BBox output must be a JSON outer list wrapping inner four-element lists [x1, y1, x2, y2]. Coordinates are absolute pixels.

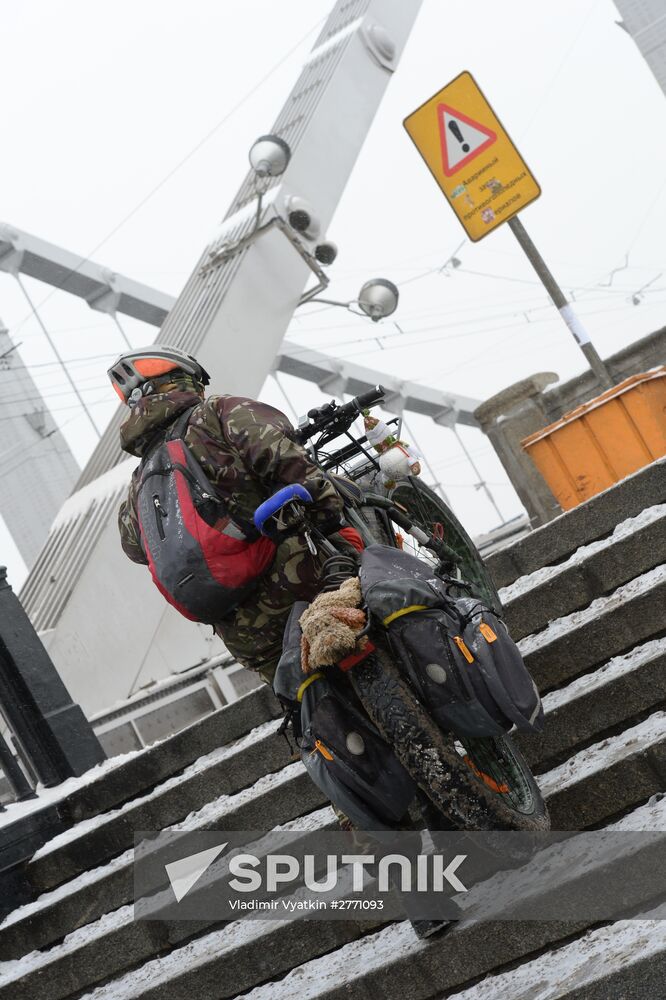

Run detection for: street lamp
[[358, 278, 400, 322], [248, 134, 291, 178], [207, 134, 398, 324], [298, 277, 400, 319]]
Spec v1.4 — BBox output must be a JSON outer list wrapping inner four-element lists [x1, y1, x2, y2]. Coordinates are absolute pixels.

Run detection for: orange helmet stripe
[[133, 358, 182, 378]]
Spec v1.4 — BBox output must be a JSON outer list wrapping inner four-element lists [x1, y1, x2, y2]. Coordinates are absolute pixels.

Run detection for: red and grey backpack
[[135, 408, 276, 623]]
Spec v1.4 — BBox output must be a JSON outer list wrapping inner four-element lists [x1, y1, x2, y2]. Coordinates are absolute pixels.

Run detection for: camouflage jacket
[[117, 389, 343, 565]]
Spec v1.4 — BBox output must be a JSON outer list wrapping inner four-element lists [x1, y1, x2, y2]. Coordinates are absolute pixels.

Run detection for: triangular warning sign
[[165, 842, 227, 902], [437, 103, 496, 176]]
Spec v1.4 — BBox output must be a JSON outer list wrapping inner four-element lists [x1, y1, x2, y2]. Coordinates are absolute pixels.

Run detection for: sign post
[[404, 71, 612, 387]]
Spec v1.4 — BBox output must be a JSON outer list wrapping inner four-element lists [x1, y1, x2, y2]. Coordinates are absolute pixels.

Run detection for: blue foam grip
[[254, 484, 313, 534]]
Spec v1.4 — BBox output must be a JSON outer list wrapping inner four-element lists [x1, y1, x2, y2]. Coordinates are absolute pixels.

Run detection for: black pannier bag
[[274, 603, 416, 831], [359, 545, 544, 739]]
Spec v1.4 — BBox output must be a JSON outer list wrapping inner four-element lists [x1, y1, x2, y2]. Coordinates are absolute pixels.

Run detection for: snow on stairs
[[0, 458, 664, 999], [1, 711, 664, 999], [0, 684, 282, 875], [6, 795, 662, 1000]]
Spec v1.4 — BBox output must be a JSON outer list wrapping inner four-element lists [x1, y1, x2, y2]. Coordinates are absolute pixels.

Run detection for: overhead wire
[[9, 352, 120, 370], [0, 382, 112, 408], [291, 286, 651, 342], [7, 12, 327, 339], [2, 395, 111, 480], [8, 262, 655, 400], [0, 395, 113, 426], [15, 275, 101, 438], [517, 0, 602, 139], [292, 258, 666, 344], [627, 175, 666, 254], [14, 261, 655, 408], [284, 290, 666, 369], [0, 12, 328, 440]]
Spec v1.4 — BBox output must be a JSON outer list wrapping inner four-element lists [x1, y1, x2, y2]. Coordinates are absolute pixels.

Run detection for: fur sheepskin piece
[[299, 577, 367, 673]]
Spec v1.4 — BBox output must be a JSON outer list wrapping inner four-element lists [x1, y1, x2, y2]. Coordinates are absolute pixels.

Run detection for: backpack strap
[[167, 404, 200, 442], [137, 404, 199, 462]]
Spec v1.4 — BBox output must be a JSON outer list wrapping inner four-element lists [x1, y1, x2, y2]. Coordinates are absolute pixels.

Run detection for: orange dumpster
[[521, 366, 666, 510]]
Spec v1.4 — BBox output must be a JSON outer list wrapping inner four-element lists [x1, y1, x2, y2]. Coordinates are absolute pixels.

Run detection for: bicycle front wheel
[[350, 639, 549, 833], [390, 477, 502, 611]]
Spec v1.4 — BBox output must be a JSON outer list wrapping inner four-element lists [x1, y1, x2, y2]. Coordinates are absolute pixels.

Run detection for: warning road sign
[[438, 104, 496, 176], [404, 72, 540, 241]]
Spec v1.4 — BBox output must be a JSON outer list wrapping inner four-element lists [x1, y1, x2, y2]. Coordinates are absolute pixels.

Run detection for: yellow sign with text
[[404, 72, 540, 241]]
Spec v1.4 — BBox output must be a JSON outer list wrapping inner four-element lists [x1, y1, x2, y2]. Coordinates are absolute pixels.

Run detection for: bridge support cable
[[14, 275, 101, 439]]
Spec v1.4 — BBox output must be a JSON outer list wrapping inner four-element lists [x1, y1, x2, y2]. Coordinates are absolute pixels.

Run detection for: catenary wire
[[7, 13, 327, 338]]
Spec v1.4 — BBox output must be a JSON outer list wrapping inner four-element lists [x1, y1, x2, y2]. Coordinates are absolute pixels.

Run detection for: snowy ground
[[0, 743, 154, 831], [499, 503, 666, 604], [517, 563, 666, 657], [440, 907, 666, 1000], [30, 720, 280, 860], [538, 712, 665, 797], [542, 636, 666, 714], [3, 470, 664, 997], [5, 791, 662, 998]]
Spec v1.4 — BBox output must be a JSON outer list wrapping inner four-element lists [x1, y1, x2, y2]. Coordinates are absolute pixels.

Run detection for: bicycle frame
[[289, 389, 501, 609]]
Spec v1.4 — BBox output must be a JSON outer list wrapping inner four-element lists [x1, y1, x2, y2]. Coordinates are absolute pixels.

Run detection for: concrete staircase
[[0, 458, 664, 1000]]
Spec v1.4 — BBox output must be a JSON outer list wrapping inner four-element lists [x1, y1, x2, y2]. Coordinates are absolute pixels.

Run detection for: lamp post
[[206, 136, 402, 327]]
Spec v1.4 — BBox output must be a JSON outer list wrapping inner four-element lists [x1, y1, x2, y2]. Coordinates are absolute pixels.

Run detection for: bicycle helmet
[[108, 344, 211, 405]]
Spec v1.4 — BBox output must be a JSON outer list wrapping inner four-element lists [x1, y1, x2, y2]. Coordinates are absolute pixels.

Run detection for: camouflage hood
[[119, 389, 203, 457]]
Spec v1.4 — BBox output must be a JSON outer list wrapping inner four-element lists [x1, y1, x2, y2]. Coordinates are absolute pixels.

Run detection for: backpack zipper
[[153, 495, 167, 539]]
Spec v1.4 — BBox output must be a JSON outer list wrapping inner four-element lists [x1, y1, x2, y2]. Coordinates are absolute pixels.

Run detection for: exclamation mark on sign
[[448, 119, 470, 153]]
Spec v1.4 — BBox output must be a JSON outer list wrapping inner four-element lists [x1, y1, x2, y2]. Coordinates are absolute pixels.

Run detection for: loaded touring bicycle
[[254, 386, 549, 842]]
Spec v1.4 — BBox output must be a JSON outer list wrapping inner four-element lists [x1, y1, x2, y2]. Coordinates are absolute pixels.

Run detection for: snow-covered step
[[229, 909, 666, 1000], [29, 751, 323, 903], [24, 718, 289, 897], [501, 503, 666, 641], [0, 806, 336, 966], [72, 897, 363, 1000], [539, 712, 666, 829], [519, 563, 666, 692], [487, 456, 665, 590], [0, 767, 329, 974], [436, 907, 666, 1000], [0, 684, 280, 880], [518, 637, 666, 771], [61, 797, 665, 1000], [0, 806, 340, 1000], [3, 715, 662, 995], [0, 846, 134, 965]]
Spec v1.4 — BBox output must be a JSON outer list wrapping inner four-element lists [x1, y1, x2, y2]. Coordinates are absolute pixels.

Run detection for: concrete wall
[[475, 326, 666, 525]]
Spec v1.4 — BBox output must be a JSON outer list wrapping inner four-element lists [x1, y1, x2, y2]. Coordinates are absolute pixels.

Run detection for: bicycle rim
[[456, 735, 538, 816]]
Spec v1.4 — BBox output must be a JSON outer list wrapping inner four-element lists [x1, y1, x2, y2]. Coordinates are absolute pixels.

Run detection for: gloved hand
[[260, 499, 308, 542]]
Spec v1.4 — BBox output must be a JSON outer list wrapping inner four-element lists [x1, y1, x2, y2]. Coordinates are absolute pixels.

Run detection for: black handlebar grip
[[354, 385, 385, 412]]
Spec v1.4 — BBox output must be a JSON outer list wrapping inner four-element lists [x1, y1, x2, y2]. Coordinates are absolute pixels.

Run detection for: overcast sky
[[2, 0, 665, 588]]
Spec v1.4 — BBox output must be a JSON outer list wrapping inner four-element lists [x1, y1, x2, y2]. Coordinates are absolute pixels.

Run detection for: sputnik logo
[[165, 842, 228, 902]]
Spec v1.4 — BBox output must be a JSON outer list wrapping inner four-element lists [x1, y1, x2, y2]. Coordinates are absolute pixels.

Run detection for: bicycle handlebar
[[353, 386, 386, 411], [254, 483, 313, 535], [295, 385, 385, 444]]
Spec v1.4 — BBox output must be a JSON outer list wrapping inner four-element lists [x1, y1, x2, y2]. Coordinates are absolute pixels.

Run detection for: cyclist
[[109, 345, 362, 685]]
